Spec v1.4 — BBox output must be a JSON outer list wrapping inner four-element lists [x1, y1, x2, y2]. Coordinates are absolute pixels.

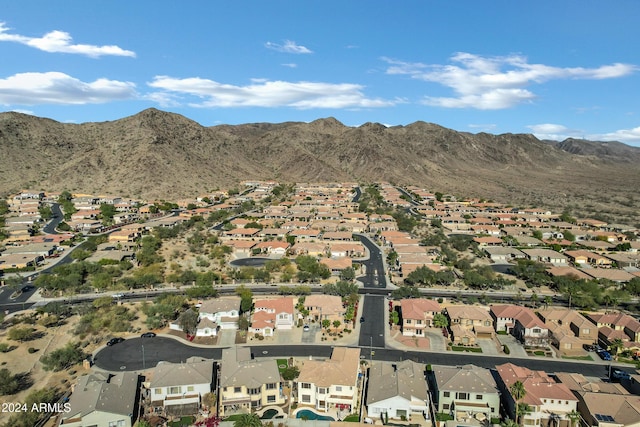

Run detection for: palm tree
[[530, 292, 539, 309], [567, 410, 581, 427], [609, 338, 624, 360], [509, 380, 527, 425], [517, 404, 532, 425], [543, 295, 552, 310], [500, 419, 519, 427], [233, 413, 262, 427]]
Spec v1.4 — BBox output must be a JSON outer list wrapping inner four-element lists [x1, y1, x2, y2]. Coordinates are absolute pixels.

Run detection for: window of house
[[249, 388, 260, 395], [302, 395, 311, 403], [457, 393, 468, 400], [476, 395, 483, 400], [491, 408, 495, 413], [406, 319, 412, 324], [154, 388, 162, 395], [266, 383, 276, 390], [318, 388, 326, 394], [417, 320, 422, 325], [336, 386, 342, 392], [169, 386, 181, 394], [234, 387, 242, 393], [443, 391, 450, 398], [533, 328, 541, 333], [187, 386, 195, 392], [443, 404, 450, 410], [583, 329, 590, 334], [267, 395, 276, 403], [550, 400, 554, 403], [301, 383, 311, 389]]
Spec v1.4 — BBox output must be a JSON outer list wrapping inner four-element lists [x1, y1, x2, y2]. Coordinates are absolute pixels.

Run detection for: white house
[[296, 347, 361, 412], [197, 297, 241, 337], [367, 360, 430, 422], [251, 297, 294, 336], [147, 357, 214, 416]]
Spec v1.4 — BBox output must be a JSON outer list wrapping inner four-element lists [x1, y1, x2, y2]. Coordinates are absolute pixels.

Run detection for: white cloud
[[0, 72, 137, 105], [383, 53, 636, 110], [0, 22, 135, 58], [147, 76, 397, 109], [528, 123, 640, 144], [592, 126, 640, 144], [282, 63, 298, 68], [468, 123, 497, 132], [265, 40, 312, 54]]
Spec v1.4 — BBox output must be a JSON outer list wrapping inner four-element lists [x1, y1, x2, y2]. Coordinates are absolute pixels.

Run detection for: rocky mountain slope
[[1, 108, 638, 223]]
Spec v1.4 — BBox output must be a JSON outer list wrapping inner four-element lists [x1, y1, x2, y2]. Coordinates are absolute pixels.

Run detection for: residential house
[[495, 363, 578, 427], [367, 360, 430, 422], [574, 392, 640, 427], [251, 297, 295, 337], [147, 357, 214, 416], [218, 347, 285, 416], [445, 305, 494, 344], [320, 257, 353, 274], [538, 308, 598, 355], [197, 297, 241, 336], [490, 305, 550, 347], [304, 294, 345, 326], [296, 347, 361, 412], [521, 249, 568, 266], [431, 364, 500, 422], [400, 298, 442, 337], [588, 313, 640, 343], [59, 372, 140, 427]]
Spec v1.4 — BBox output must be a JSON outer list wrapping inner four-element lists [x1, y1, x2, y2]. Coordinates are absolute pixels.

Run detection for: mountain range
[[1, 108, 639, 224]]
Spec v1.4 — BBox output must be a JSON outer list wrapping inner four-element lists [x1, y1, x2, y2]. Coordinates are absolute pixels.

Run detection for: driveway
[[424, 328, 447, 352], [218, 329, 236, 346], [277, 330, 293, 344], [497, 334, 528, 357], [477, 338, 502, 356], [301, 323, 320, 344]]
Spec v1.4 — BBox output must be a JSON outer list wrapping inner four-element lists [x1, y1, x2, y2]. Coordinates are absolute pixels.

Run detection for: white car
[[303, 324, 310, 332]]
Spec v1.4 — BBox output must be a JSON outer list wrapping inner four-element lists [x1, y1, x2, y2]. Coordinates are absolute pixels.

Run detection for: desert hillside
[[1, 108, 639, 224]]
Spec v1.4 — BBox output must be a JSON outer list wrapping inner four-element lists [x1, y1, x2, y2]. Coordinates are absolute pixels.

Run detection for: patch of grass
[[168, 416, 195, 427], [224, 414, 244, 422], [436, 413, 454, 421], [451, 345, 483, 353], [562, 354, 593, 361], [344, 414, 360, 422], [277, 358, 288, 374], [497, 330, 508, 335]]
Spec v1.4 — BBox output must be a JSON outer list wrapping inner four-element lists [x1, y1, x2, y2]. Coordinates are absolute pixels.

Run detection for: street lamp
[[142, 345, 146, 371]]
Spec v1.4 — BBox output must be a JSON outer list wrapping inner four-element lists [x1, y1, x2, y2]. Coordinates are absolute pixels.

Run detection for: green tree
[[8, 327, 36, 342], [509, 380, 527, 426], [390, 311, 399, 325], [233, 413, 262, 427], [322, 319, 331, 329], [40, 342, 86, 371], [567, 410, 581, 427], [609, 338, 624, 360], [0, 368, 20, 395], [339, 267, 356, 282], [178, 308, 199, 335], [99, 203, 117, 225], [236, 286, 253, 313], [332, 320, 342, 330], [433, 313, 449, 328], [281, 366, 300, 381]]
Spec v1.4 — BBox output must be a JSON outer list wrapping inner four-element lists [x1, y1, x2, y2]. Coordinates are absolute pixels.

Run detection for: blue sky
[[1, 1, 640, 144]]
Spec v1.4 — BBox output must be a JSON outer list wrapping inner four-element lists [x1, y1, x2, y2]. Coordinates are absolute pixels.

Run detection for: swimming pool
[[295, 409, 335, 421]]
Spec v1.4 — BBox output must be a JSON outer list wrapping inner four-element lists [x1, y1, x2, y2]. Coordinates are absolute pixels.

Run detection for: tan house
[[219, 348, 284, 416], [445, 305, 494, 341], [400, 298, 442, 337], [304, 294, 345, 326]]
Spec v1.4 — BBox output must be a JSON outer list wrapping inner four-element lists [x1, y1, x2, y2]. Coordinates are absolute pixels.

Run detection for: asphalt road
[[358, 295, 385, 349], [94, 337, 614, 379]]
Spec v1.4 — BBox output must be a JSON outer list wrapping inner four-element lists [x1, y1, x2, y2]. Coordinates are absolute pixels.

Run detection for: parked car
[[303, 325, 310, 332], [360, 317, 365, 323], [21, 285, 35, 292], [597, 350, 612, 361], [141, 332, 156, 338], [106, 337, 124, 346], [612, 369, 631, 380], [583, 344, 597, 352]]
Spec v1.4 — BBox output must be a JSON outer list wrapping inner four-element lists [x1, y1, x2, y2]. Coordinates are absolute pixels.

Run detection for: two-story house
[[147, 357, 214, 416], [491, 305, 550, 347], [445, 305, 494, 345], [59, 372, 140, 427], [431, 364, 500, 422], [251, 297, 295, 337], [296, 347, 361, 413], [496, 363, 578, 427], [197, 297, 241, 337], [367, 360, 430, 422], [218, 348, 285, 416], [400, 298, 442, 337]]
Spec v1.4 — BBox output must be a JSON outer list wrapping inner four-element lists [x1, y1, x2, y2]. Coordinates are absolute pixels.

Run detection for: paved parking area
[[424, 328, 447, 351], [218, 329, 236, 346]]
